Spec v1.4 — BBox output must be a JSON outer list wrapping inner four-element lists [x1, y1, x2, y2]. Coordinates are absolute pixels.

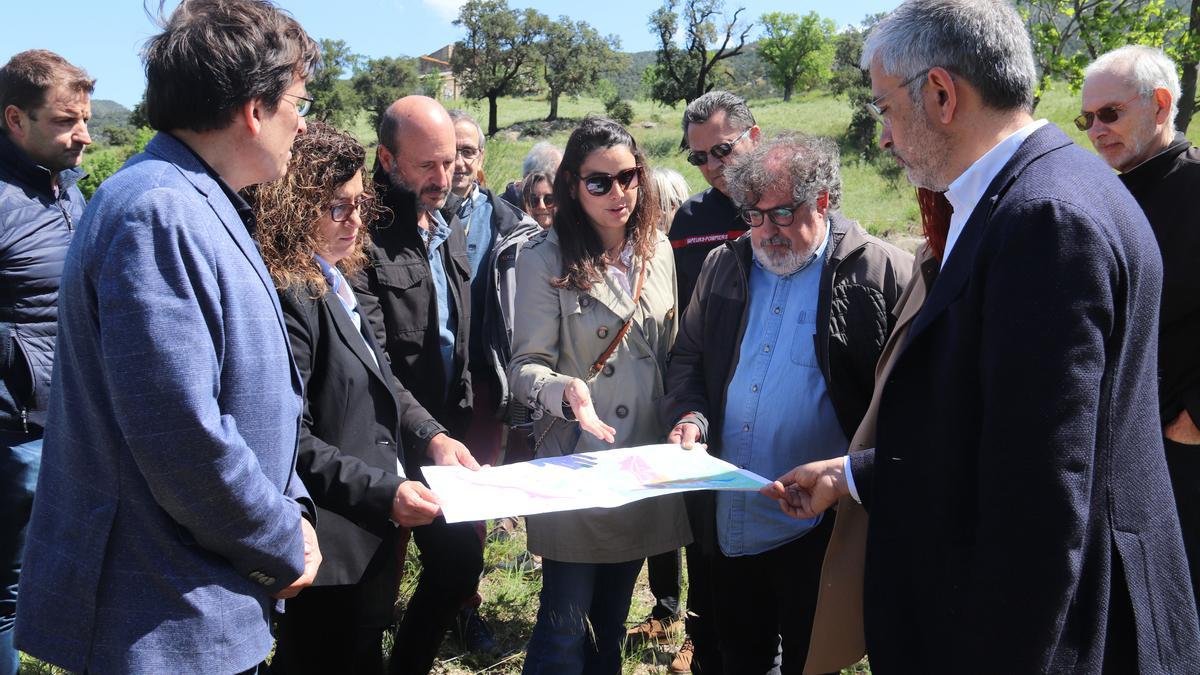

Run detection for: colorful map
[[422, 443, 770, 523]]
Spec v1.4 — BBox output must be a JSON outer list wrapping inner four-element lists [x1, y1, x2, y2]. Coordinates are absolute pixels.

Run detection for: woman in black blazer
[[253, 122, 447, 674]]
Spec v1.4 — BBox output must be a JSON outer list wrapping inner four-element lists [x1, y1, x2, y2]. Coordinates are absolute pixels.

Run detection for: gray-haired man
[[662, 133, 911, 672], [1081, 45, 1200, 615]]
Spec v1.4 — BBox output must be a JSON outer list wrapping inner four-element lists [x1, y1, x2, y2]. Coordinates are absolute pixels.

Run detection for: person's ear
[[927, 67, 958, 125], [1153, 87, 1173, 126], [3, 105, 28, 139], [816, 191, 830, 215], [377, 144, 395, 174], [242, 98, 263, 136], [748, 125, 762, 145]]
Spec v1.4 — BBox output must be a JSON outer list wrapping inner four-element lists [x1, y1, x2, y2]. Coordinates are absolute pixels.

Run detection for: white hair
[[1085, 45, 1181, 129], [651, 167, 691, 213]]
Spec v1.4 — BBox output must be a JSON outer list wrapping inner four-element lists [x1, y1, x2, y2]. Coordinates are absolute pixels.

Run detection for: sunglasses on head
[[686, 127, 752, 166], [1074, 94, 1141, 131], [579, 166, 641, 196]]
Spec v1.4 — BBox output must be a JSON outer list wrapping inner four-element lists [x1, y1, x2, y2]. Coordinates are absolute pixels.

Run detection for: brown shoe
[[625, 616, 678, 650], [669, 637, 694, 673]]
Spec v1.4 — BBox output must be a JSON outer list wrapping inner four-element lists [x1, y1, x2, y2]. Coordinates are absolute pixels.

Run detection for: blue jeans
[[0, 431, 41, 675], [523, 558, 642, 675]]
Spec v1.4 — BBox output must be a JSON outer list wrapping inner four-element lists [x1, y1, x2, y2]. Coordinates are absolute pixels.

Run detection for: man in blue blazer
[[767, 0, 1200, 672], [14, 2, 323, 672]]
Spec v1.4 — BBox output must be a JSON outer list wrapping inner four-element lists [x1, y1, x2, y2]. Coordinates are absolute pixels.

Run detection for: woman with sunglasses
[[521, 170, 556, 228], [254, 122, 444, 674], [509, 117, 692, 673]]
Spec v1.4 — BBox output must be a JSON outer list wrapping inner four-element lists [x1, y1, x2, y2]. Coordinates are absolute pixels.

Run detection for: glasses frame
[[282, 92, 314, 117], [740, 200, 808, 228], [528, 193, 556, 208], [1074, 94, 1142, 131], [327, 195, 374, 223], [686, 126, 753, 166], [456, 145, 481, 161], [866, 68, 933, 126], [579, 166, 642, 197]]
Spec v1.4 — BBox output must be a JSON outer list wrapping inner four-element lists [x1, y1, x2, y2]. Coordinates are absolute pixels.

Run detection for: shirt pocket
[[789, 308, 820, 369]]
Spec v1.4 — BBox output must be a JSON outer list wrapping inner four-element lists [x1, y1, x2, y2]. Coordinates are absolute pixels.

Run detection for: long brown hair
[[254, 121, 382, 295], [551, 117, 661, 291]]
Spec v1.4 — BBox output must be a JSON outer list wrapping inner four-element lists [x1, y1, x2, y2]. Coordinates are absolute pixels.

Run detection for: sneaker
[[625, 615, 679, 651], [669, 637, 694, 673], [455, 606, 501, 658]]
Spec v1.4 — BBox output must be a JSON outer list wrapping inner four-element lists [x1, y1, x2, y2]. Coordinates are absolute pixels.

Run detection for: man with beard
[[661, 133, 910, 673], [1080, 46, 1200, 614], [354, 95, 484, 675], [767, 0, 1200, 671]]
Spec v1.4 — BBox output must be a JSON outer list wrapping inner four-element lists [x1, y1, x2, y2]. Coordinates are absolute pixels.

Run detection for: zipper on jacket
[[58, 201, 74, 231], [20, 407, 29, 434]]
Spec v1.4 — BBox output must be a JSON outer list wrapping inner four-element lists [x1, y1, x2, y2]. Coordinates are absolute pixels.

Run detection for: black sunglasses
[[328, 196, 373, 223], [528, 193, 556, 207], [686, 127, 752, 166], [580, 167, 641, 196], [740, 201, 807, 228], [1074, 94, 1141, 131]]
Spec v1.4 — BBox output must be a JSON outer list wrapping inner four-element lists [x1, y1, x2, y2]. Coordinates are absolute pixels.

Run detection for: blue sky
[[1, 0, 900, 108]]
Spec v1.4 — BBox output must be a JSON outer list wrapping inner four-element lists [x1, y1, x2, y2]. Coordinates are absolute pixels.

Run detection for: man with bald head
[[1081, 46, 1200, 613], [355, 95, 484, 675]]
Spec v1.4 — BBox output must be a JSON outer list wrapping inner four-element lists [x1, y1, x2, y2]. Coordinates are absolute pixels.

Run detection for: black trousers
[[684, 543, 724, 674], [1165, 437, 1200, 613], [390, 516, 484, 675], [709, 515, 834, 675], [647, 548, 682, 619]]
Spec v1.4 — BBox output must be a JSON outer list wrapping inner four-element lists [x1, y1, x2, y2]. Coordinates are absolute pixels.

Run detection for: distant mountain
[[608, 42, 779, 101], [89, 99, 132, 142]]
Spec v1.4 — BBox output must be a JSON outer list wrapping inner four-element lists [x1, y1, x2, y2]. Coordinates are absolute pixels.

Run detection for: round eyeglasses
[[327, 196, 373, 223]]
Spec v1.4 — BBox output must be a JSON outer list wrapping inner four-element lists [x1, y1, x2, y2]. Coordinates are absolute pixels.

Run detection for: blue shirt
[[426, 209, 457, 386], [717, 227, 848, 556], [460, 185, 495, 279]]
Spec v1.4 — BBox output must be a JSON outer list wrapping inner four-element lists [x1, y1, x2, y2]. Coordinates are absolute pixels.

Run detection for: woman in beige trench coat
[[508, 117, 692, 674]]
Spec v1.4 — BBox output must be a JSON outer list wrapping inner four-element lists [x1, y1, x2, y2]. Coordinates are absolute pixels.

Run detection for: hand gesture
[[273, 516, 322, 599], [759, 457, 848, 520], [391, 479, 441, 526], [565, 378, 616, 443], [426, 432, 482, 470], [668, 421, 702, 449]]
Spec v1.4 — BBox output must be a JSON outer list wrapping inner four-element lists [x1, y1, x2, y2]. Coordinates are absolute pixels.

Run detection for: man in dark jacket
[[355, 95, 484, 675], [661, 133, 911, 673], [1081, 45, 1200, 613], [0, 49, 91, 675], [771, 1, 1200, 671]]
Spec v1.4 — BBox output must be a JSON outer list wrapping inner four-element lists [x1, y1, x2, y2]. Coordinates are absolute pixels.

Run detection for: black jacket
[[852, 125, 1200, 672], [661, 213, 911, 553], [0, 132, 85, 433], [1119, 133, 1200, 429], [668, 187, 747, 315], [356, 168, 473, 443]]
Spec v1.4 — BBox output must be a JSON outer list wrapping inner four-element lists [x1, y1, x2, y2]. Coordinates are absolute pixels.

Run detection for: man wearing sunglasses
[[767, 0, 1200, 672], [662, 133, 911, 673], [1082, 46, 1200, 616]]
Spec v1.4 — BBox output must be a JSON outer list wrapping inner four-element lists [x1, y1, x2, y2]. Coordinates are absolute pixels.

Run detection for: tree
[[646, 0, 753, 106], [452, 0, 548, 135], [351, 56, 419, 132], [757, 11, 836, 101], [540, 18, 621, 121], [1019, 0, 1187, 114], [308, 39, 362, 130], [829, 13, 887, 160]]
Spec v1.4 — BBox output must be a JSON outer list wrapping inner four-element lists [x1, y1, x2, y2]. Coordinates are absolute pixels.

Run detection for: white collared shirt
[[941, 119, 1049, 269]]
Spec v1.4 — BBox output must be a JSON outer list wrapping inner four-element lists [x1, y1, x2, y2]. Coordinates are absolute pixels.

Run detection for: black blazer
[[851, 124, 1200, 672], [280, 283, 438, 588]]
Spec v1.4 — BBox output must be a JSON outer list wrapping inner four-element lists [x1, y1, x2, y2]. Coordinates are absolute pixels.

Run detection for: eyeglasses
[[528, 193, 556, 208], [327, 195, 373, 223], [580, 166, 641, 196], [866, 68, 932, 126], [686, 127, 752, 166], [740, 201, 807, 228], [456, 146, 481, 160], [1074, 95, 1142, 131], [282, 92, 314, 117]]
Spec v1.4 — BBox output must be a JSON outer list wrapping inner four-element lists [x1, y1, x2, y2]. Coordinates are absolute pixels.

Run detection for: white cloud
[[422, 0, 467, 22]]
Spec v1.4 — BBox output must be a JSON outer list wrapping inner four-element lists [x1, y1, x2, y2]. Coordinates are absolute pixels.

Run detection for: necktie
[[916, 187, 953, 262]]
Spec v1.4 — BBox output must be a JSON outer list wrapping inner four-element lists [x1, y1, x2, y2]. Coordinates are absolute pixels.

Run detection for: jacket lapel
[[907, 124, 1073, 343], [322, 292, 391, 386]]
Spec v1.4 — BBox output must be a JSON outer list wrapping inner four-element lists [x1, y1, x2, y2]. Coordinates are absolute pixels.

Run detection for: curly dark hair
[[253, 120, 382, 295], [551, 116, 660, 291]]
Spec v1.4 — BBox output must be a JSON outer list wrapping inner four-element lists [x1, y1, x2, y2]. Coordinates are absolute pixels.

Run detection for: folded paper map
[[422, 443, 771, 523]]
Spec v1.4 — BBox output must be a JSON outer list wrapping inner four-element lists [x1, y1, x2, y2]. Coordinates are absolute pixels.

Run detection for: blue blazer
[[15, 133, 311, 674], [852, 124, 1200, 672]]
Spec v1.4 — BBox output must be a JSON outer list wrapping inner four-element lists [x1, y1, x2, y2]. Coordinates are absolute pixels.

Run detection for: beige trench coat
[[804, 245, 937, 673], [507, 229, 692, 563]]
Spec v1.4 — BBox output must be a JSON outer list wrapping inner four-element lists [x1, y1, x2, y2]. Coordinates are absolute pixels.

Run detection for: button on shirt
[[425, 209, 458, 386], [717, 226, 847, 556]]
